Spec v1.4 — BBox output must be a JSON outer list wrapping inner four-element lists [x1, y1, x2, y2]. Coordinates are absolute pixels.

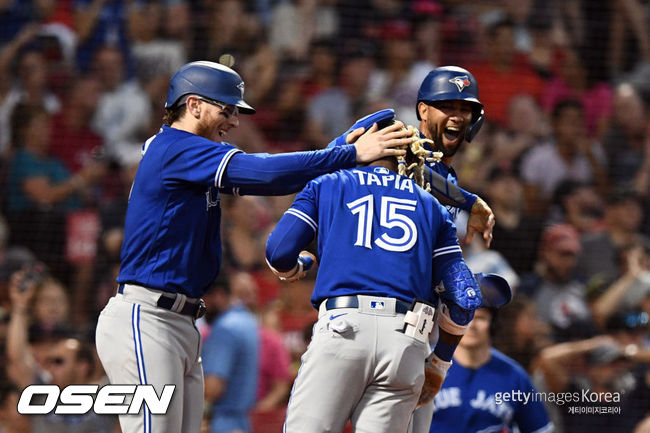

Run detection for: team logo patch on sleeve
[[449, 76, 471, 92]]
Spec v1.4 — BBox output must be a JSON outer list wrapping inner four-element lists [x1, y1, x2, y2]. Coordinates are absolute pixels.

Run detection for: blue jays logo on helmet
[[165, 61, 255, 114], [416, 66, 485, 142], [449, 75, 471, 92]]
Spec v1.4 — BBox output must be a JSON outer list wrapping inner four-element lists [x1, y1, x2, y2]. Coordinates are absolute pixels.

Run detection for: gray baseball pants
[[284, 295, 429, 433], [95, 285, 204, 433]]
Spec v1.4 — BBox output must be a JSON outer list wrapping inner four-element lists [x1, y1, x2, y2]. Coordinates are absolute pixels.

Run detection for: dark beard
[[428, 124, 464, 158]]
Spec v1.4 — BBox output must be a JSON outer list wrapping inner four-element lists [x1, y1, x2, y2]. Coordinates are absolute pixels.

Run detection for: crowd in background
[[0, 0, 649, 432]]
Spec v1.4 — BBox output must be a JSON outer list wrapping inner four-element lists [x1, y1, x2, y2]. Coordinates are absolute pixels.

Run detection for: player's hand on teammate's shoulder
[[464, 197, 495, 248], [351, 121, 411, 163]]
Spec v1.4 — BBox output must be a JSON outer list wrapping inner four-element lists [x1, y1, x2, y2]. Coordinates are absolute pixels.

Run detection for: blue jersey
[[267, 166, 463, 307], [430, 349, 553, 433], [118, 125, 357, 297]]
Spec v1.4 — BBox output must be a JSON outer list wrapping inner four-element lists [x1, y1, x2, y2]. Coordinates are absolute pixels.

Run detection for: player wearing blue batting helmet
[[416, 66, 484, 142], [165, 61, 256, 114]]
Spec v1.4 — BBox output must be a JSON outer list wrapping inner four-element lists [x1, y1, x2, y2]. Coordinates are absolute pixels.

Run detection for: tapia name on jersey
[[352, 167, 415, 193]]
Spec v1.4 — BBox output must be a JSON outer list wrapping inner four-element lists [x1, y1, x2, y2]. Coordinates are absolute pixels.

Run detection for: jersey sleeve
[[425, 166, 477, 212], [220, 145, 356, 196], [265, 180, 320, 271], [431, 202, 463, 284], [513, 371, 553, 433], [161, 136, 242, 188]]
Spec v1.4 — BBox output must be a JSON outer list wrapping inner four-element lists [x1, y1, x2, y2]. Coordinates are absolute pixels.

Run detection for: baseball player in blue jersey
[[416, 66, 494, 246], [326, 67, 498, 432], [399, 65, 500, 433], [430, 308, 553, 433], [265, 135, 483, 433], [94, 61, 416, 433]]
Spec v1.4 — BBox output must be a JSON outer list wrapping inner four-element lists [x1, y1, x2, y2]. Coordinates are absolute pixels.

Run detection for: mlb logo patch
[[374, 167, 389, 175], [370, 301, 385, 310]]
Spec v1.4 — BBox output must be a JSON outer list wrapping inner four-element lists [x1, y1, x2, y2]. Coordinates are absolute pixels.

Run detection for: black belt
[[118, 284, 206, 319], [324, 295, 410, 314]]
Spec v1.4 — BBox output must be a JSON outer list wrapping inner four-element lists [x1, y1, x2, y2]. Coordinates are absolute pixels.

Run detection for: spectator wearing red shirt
[[49, 75, 103, 173], [469, 15, 544, 127]]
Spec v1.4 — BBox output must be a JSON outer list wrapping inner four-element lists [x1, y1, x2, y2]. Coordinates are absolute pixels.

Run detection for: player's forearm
[[266, 215, 314, 271], [591, 273, 637, 327], [6, 307, 36, 388], [223, 146, 356, 196], [425, 166, 477, 211]]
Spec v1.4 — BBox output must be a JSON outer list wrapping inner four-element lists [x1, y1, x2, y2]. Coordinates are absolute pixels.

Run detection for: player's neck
[[368, 158, 397, 173], [453, 343, 491, 369]]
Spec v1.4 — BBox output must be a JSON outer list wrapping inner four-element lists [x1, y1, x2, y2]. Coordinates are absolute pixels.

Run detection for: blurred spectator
[[202, 272, 259, 433], [32, 336, 116, 433], [542, 46, 613, 140], [588, 241, 650, 328], [305, 40, 378, 145], [297, 38, 338, 100], [519, 224, 596, 341], [0, 26, 61, 155], [32, 276, 70, 330], [48, 75, 104, 173], [484, 167, 544, 275], [254, 67, 310, 152], [575, 187, 648, 282], [6, 104, 103, 279], [251, 301, 293, 433], [490, 94, 548, 172], [537, 336, 646, 433], [520, 99, 606, 214], [429, 307, 553, 433], [469, 14, 544, 127], [276, 275, 318, 373], [463, 235, 519, 290], [368, 19, 429, 126], [5, 268, 116, 432], [410, 0, 442, 69], [492, 295, 552, 373], [73, 0, 142, 73], [608, 0, 650, 80], [0, 381, 31, 433], [221, 196, 269, 274], [90, 45, 152, 167], [269, 0, 338, 61], [130, 1, 186, 81], [545, 180, 604, 234], [602, 82, 648, 190], [255, 302, 292, 411], [194, 0, 261, 61]]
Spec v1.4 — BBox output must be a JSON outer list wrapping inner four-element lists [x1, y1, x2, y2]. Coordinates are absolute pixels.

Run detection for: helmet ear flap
[[466, 108, 484, 142]]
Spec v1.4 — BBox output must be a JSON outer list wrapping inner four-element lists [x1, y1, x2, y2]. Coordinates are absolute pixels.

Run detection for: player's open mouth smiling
[[443, 125, 461, 142]]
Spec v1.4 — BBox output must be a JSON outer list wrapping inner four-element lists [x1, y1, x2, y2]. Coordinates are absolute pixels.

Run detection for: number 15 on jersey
[[347, 195, 418, 252]]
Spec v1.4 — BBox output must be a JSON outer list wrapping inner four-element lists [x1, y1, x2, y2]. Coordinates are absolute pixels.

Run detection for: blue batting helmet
[[165, 61, 255, 114], [416, 66, 484, 141]]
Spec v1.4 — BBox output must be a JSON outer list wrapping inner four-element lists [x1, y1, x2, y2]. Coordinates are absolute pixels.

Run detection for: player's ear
[[417, 102, 428, 121], [186, 96, 202, 119]]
